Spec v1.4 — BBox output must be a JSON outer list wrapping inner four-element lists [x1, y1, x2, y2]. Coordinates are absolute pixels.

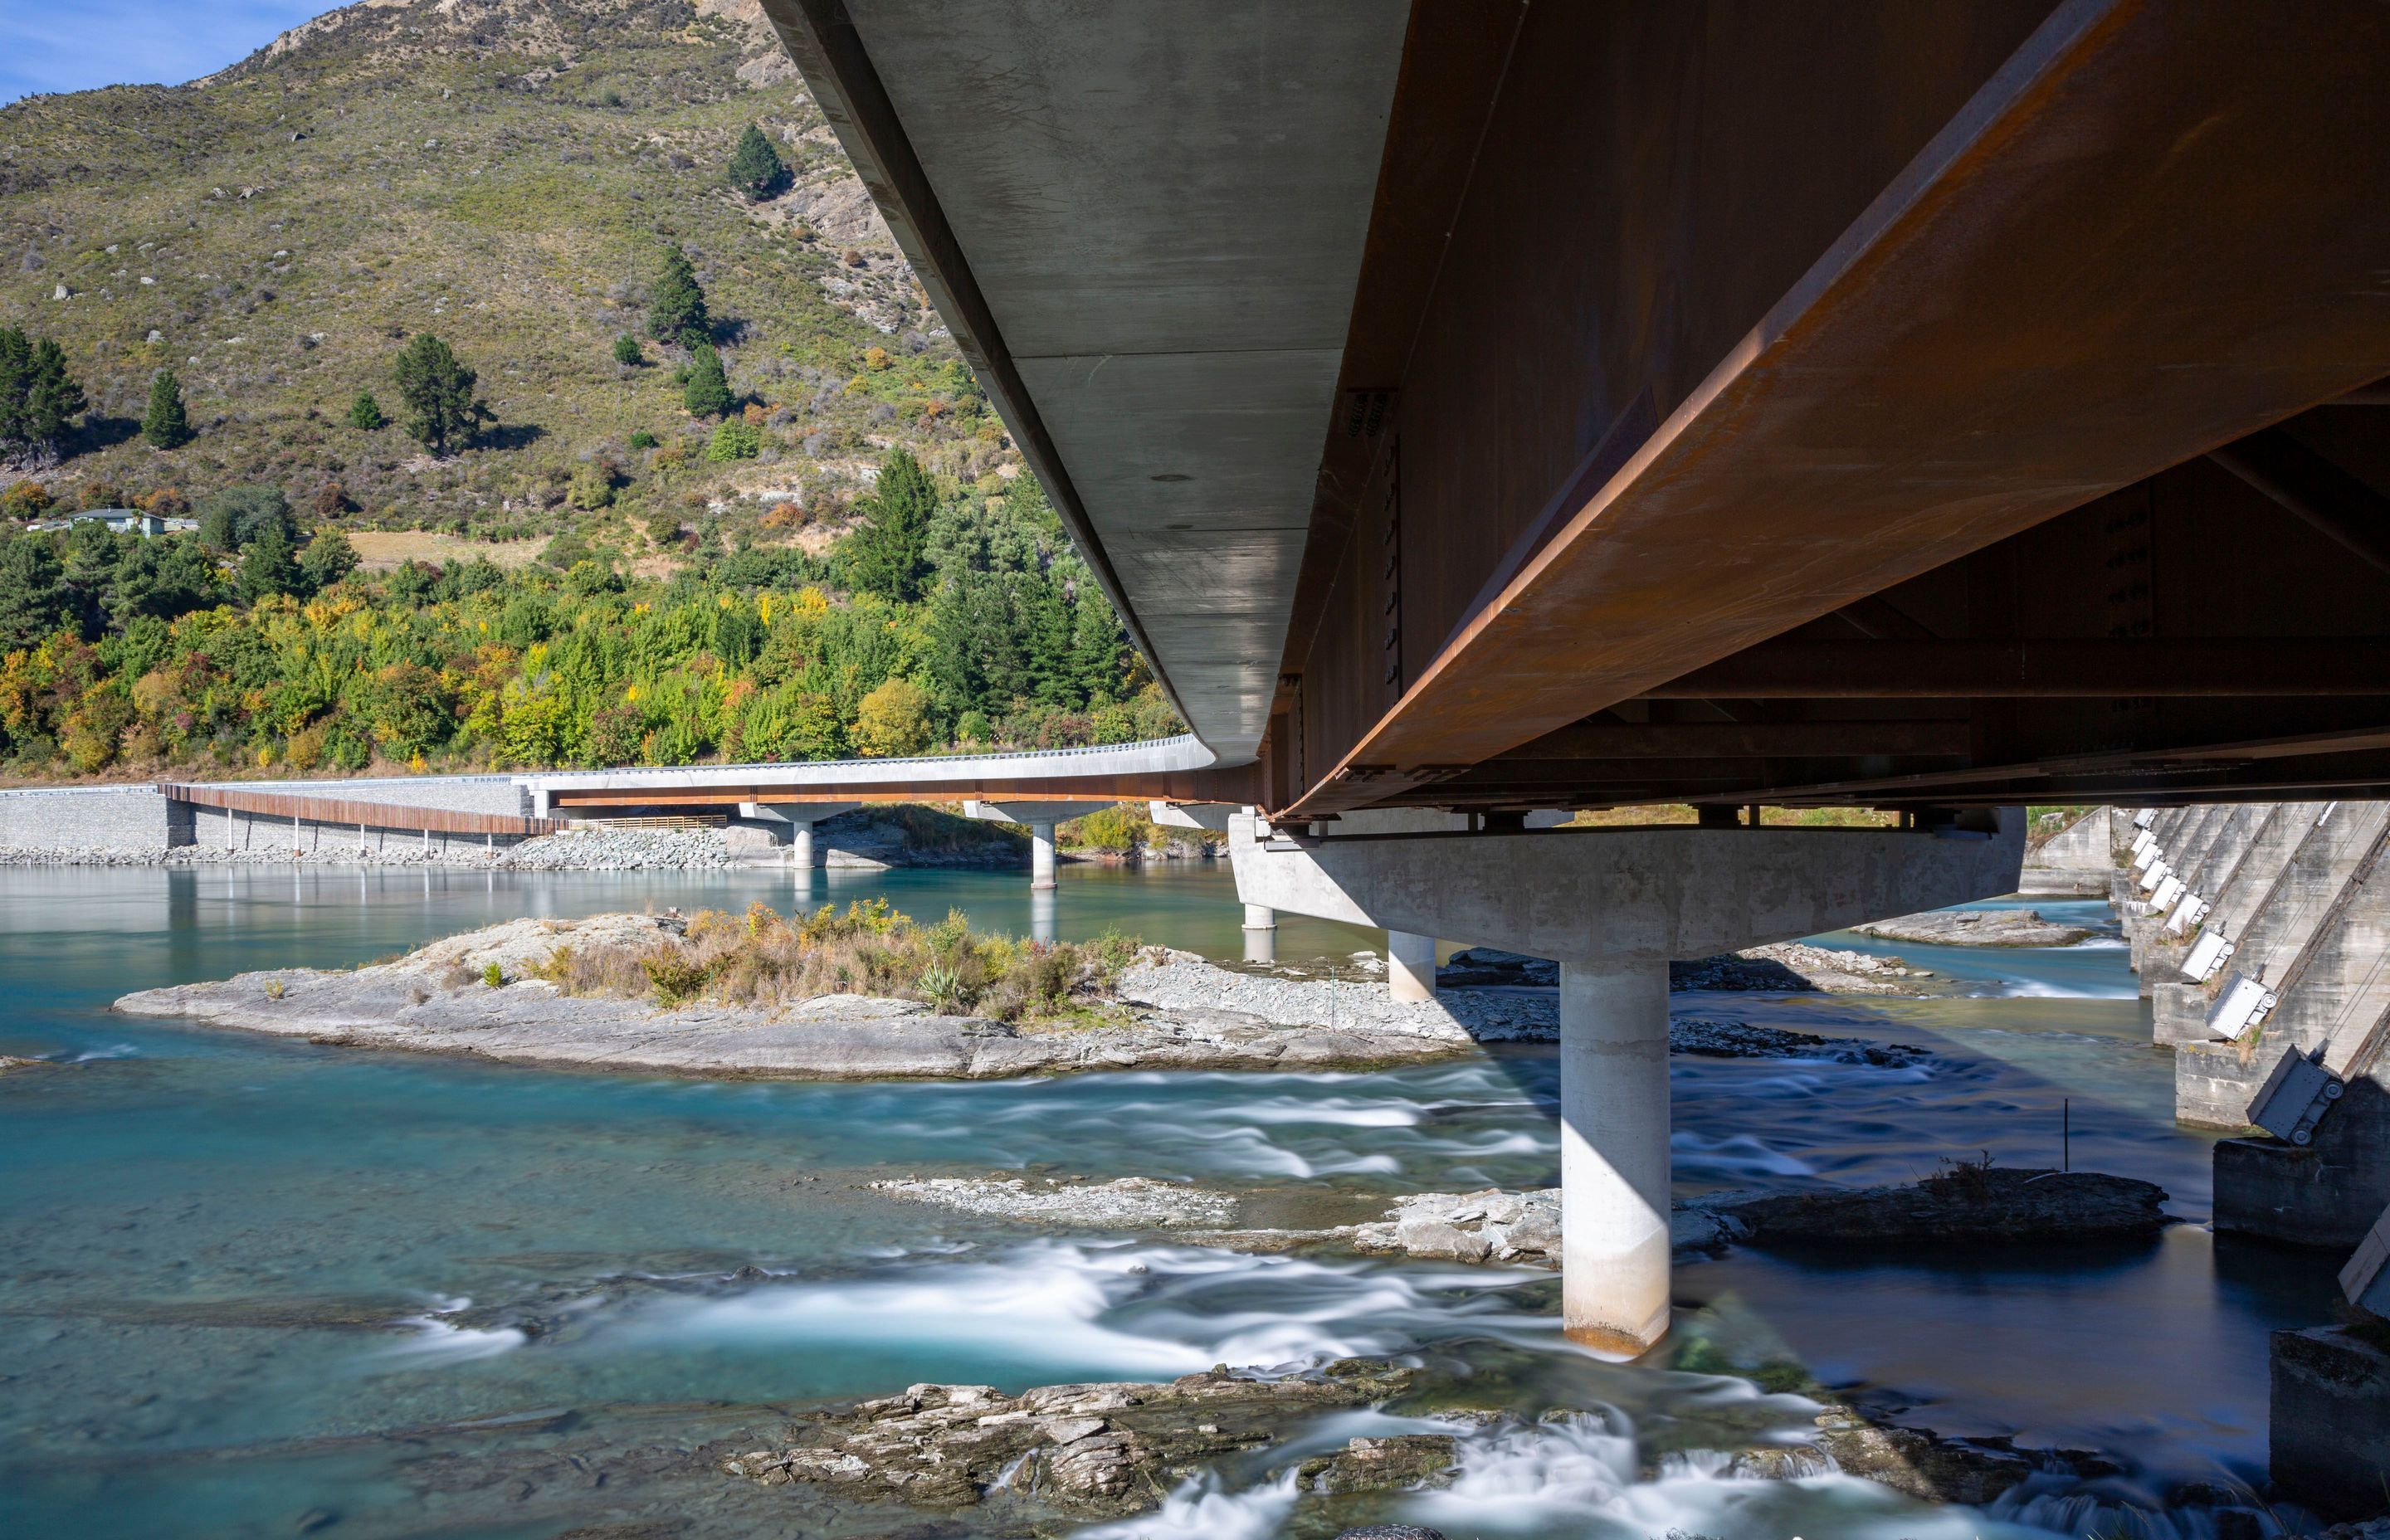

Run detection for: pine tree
[[238, 520, 301, 602], [25, 339, 85, 449], [727, 124, 788, 201], [0, 329, 85, 457], [0, 537, 69, 650], [141, 368, 191, 449], [612, 333, 644, 367], [348, 391, 386, 430], [392, 334, 490, 456], [648, 244, 711, 348], [847, 448, 934, 603], [682, 342, 734, 418]]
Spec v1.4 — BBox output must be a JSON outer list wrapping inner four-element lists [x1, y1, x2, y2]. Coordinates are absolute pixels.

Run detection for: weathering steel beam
[[1285, 0, 2390, 816], [1641, 641, 2390, 699]]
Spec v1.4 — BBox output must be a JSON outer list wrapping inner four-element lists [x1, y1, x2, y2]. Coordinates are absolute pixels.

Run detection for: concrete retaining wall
[[2019, 810, 2111, 894], [0, 776, 534, 860], [0, 785, 173, 850]]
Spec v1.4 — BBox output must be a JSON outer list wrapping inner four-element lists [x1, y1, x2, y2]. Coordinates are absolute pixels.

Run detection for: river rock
[[1671, 1016, 1928, 1066], [1673, 942, 1935, 994], [1856, 907, 2094, 948], [1335, 1529, 1449, 1540], [0, 1055, 51, 1076], [721, 1361, 1418, 1517], [1705, 1166, 2171, 1245], [1298, 1435, 1459, 1492], [869, 1175, 1237, 1228]]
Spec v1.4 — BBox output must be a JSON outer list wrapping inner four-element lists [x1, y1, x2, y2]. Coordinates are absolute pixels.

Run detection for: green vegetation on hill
[[0, 450, 1173, 777]]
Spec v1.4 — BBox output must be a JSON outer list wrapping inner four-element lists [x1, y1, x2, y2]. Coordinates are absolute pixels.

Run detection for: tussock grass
[[534, 899, 1142, 1025]]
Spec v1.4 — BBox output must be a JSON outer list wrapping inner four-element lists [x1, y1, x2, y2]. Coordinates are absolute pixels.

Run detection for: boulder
[[1714, 1166, 2171, 1245]]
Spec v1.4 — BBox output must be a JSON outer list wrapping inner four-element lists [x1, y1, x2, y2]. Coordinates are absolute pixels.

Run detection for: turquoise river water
[[0, 863, 2353, 1538]]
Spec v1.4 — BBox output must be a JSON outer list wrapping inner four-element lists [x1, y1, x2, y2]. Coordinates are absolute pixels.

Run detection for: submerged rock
[[1703, 1166, 2172, 1245], [721, 1361, 1418, 1517], [0, 1055, 51, 1076], [1335, 1528, 1450, 1540], [1856, 907, 2094, 948]]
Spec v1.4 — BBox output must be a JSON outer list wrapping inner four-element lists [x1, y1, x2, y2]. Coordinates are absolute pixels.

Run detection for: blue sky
[[0, 0, 328, 105]]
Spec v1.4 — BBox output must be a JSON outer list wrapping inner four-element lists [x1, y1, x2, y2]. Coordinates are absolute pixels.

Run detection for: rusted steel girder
[[546, 765, 1261, 813], [1285, 0, 2390, 816], [1643, 641, 2390, 699], [163, 783, 561, 838]]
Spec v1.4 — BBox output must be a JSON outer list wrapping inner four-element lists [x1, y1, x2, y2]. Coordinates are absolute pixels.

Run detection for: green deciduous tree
[[141, 368, 192, 449], [847, 448, 934, 603], [299, 529, 358, 593], [727, 124, 788, 201], [683, 343, 734, 418], [649, 244, 711, 349], [392, 334, 492, 456], [348, 391, 386, 430]]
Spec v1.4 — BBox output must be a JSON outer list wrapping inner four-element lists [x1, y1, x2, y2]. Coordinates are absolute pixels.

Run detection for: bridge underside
[[768, 0, 2390, 821]]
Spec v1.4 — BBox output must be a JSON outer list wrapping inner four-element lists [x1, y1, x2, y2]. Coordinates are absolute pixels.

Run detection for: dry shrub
[[540, 900, 1139, 1022]]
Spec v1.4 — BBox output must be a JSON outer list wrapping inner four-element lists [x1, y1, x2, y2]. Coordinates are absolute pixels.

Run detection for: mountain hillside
[[0, 2, 1183, 792], [0, 0, 988, 537]]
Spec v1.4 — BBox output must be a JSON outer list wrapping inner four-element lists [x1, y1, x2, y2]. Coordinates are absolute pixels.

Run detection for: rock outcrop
[[720, 1361, 1418, 1516]]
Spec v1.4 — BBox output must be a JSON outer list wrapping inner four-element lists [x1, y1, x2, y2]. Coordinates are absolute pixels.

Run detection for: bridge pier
[[961, 801, 1103, 894], [1387, 931, 1437, 1003], [1231, 810, 2024, 1353]]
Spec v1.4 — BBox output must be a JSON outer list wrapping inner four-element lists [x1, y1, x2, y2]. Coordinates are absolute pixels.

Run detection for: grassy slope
[[0, 0, 1000, 539]]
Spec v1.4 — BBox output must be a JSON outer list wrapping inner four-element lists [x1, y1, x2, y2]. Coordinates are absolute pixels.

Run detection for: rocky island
[[113, 904, 1957, 1079]]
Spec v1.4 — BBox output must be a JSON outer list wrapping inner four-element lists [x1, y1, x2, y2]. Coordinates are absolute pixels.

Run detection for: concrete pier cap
[[1231, 807, 2026, 1354]]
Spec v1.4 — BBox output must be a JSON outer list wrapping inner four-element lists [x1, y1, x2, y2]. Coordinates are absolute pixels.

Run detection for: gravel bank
[[1855, 907, 2095, 948]]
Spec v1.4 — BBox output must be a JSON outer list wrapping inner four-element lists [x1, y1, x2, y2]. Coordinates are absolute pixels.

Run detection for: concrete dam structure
[[2110, 804, 2390, 1250]]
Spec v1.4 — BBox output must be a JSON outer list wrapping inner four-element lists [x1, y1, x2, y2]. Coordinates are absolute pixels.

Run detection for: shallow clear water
[[0, 865, 2347, 1538]]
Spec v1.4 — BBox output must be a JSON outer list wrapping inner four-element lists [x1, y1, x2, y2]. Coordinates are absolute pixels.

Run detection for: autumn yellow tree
[[851, 676, 934, 758]]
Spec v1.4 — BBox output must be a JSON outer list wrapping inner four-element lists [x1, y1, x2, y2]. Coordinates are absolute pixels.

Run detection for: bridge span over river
[[67, 0, 2390, 1361]]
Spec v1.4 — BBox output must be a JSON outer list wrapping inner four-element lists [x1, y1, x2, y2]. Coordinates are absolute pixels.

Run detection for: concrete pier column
[[1242, 903, 1276, 931], [1388, 930, 1437, 1002], [1558, 958, 1673, 1356], [792, 821, 816, 871], [1031, 822, 1057, 890]]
